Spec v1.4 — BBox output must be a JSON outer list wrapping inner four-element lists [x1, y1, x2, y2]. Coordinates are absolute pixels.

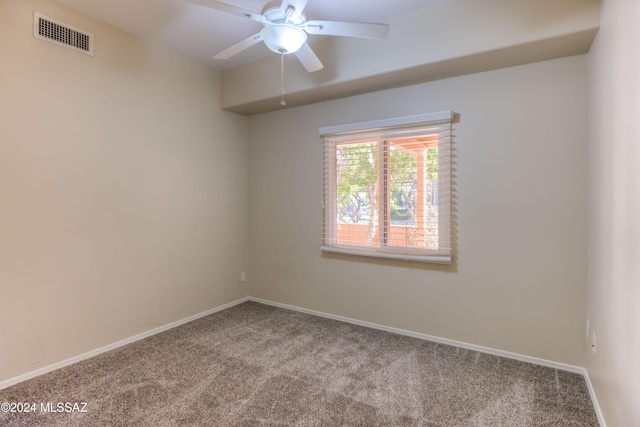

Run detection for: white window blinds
[[320, 111, 453, 264]]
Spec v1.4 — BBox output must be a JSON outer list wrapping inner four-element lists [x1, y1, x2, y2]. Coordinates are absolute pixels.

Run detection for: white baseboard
[[582, 367, 607, 427], [0, 297, 249, 391], [248, 297, 584, 373]]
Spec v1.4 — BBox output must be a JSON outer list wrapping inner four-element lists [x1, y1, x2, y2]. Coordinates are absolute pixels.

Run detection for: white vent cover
[[33, 12, 93, 56]]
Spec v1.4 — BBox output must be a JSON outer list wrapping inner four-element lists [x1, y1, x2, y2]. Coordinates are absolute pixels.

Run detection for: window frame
[[320, 111, 453, 264]]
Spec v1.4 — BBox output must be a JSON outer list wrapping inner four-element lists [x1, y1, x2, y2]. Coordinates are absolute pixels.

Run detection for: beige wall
[[248, 55, 588, 366], [587, 0, 640, 425], [0, 0, 249, 382]]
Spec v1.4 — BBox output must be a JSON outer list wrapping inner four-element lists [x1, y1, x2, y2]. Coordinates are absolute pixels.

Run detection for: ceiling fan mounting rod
[[285, 6, 295, 19]]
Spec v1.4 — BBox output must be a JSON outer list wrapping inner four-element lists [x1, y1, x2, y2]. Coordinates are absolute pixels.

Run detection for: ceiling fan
[[185, 0, 390, 72]]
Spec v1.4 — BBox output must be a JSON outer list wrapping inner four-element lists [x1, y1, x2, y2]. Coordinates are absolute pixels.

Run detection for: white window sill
[[321, 246, 452, 265]]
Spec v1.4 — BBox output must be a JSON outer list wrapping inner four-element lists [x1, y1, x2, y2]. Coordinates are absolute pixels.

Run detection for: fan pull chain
[[280, 52, 286, 106]]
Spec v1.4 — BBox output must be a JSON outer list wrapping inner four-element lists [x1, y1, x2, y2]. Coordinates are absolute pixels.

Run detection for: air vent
[[33, 12, 93, 56]]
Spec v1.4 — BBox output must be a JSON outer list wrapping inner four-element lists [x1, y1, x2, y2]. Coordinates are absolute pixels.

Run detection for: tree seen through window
[[335, 135, 439, 249]]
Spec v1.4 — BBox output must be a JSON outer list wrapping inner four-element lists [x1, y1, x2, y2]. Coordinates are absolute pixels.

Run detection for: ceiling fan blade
[[280, 0, 309, 19], [294, 43, 323, 72], [183, 0, 264, 22], [213, 32, 263, 60], [304, 20, 389, 39]]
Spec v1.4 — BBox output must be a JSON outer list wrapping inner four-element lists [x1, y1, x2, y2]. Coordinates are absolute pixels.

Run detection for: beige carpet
[[0, 302, 599, 426]]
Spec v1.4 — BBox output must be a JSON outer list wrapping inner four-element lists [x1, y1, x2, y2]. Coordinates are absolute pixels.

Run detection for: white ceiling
[[55, 0, 431, 71]]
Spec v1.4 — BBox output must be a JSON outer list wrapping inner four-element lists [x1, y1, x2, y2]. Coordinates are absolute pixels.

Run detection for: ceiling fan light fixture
[[260, 23, 307, 54]]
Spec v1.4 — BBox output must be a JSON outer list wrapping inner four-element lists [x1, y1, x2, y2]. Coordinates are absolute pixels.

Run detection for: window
[[320, 111, 453, 264]]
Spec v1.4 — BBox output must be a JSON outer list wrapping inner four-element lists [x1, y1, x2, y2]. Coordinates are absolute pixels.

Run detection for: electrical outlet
[[592, 333, 597, 354], [586, 319, 590, 338], [241, 272, 246, 282]]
